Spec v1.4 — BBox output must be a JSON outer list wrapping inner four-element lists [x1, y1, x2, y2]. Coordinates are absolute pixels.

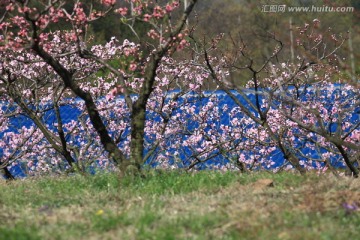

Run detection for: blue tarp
[[1, 84, 359, 177]]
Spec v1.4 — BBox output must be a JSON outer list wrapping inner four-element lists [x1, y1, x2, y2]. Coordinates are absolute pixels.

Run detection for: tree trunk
[[286, 153, 306, 175], [336, 143, 359, 178], [128, 55, 160, 174], [129, 102, 146, 173], [0, 167, 15, 180]]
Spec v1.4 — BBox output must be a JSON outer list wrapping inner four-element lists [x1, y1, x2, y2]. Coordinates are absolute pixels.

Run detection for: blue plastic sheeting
[[1, 84, 359, 177]]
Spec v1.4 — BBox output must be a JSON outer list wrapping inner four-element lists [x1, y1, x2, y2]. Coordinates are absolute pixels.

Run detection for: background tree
[[201, 18, 360, 176]]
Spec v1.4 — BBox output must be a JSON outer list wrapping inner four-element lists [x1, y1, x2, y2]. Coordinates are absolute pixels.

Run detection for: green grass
[[0, 170, 359, 239]]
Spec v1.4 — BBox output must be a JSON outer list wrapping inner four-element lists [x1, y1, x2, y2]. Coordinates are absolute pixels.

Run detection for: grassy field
[[0, 170, 359, 240]]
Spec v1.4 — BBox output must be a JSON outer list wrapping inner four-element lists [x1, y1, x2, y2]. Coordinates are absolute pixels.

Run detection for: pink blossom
[[165, 4, 174, 13], [129, 63, 137, 71], [102, 0, 116, 6], [313, 19, 320, 28], [153, 6, 165, 19], [143, 14, 151, 22], [115, 7, 128, 16], [6, 4, 14, 11]]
